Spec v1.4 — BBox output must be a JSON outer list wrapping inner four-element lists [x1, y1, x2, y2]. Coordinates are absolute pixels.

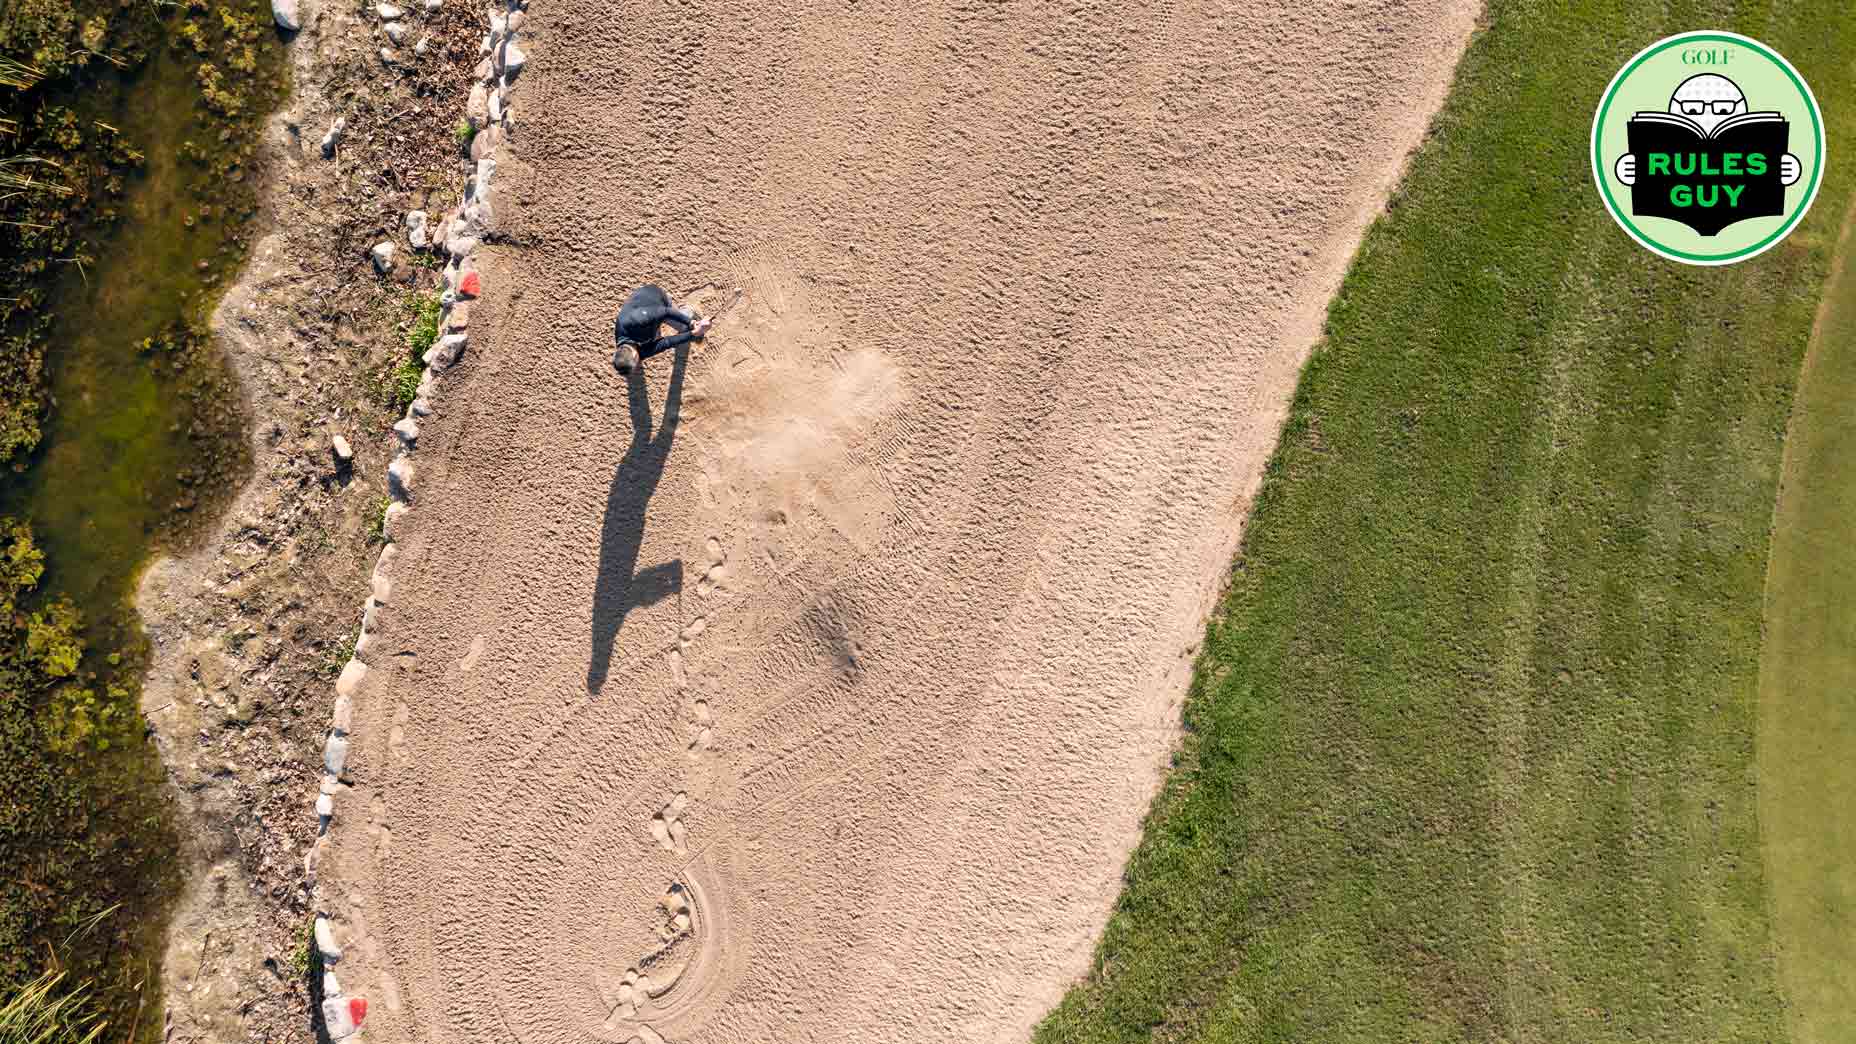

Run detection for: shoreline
[[134, 0, 514, 1037]]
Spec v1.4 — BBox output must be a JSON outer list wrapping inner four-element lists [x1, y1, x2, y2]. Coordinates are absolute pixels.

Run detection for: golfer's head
[[1670, 74, 1747, 133]]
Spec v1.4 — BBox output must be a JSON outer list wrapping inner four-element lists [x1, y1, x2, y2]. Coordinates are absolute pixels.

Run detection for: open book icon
[[1625, 111, 1788, 236]]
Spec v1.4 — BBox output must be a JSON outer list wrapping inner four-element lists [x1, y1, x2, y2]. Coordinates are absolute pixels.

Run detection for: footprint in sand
[[599, 855, 743, 1042], [458, 633, 486, 672], [695, 538, 728, 598], [686, 699, 714, 754], [387, 702, 411, 760], [648, 792, 690, 855]]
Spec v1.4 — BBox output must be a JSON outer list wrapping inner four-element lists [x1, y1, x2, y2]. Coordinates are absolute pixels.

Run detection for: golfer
[[613, 285, 711, 374]]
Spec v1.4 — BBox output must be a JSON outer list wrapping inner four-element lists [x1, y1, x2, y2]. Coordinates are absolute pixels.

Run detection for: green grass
[[0, 970, 106, 1044], [1757, 200, 1856, 1044], [1035, 4, 1856, 1042]]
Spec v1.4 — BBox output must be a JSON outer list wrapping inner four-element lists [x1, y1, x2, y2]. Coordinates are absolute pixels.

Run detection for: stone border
[[291, 0, 530, 1035]]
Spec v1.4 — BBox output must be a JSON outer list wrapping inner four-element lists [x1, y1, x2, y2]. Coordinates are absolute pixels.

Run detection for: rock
[[387, 458, 415, 500], [331, 435, 353, 463], [425, 332, 467, 369], [383, 501, 410, 539], [457, 269, 482, 298], [272, 0, 301, 30], [414, 34, 430, 55], [443, 301, 470, 331], [501, 40, 527, 76], [336, 658, 368, 699], [315, 792, 333, 819], [406, 210, 429, 249], [371, 241, 396, 273], [380, 47, 400, 65], [507, 9, 524, 31], [321, 996, 368, 1039], [313, 913, 343, 965], [488, 89, 503, 123], [376, 1, 403, 17], [322, 971, 342, 998], [474, 57, 493, 80], [323, 733, 350, 775], [469, 123, 503, 162], [488, 13, 508, 38], [371, 570, 392, 603], [423, 0, 442, 9], [332, 694, 354, 733], [472, 157, 496, 202], [383, 20, 407, 43], [321, 774, 341, 794], [411, 397, 433, 417], [478, 32, 494, 55], [467, 82, 489, 126], [393, 417, 419, 445], [319, 117, 346, 158]]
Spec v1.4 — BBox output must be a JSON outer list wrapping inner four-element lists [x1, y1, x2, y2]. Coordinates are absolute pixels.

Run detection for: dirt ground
[[320, 2, 1476, 1042]]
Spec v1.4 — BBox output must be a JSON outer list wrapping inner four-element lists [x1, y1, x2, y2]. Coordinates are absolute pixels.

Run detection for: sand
[[322, 2, 1477, 1041]]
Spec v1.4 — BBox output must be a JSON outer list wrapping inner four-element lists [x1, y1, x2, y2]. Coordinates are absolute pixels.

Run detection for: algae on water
[[0, 0, 286, 1032]]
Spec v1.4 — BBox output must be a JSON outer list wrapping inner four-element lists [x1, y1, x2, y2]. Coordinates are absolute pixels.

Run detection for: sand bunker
[[322, 1, 1475, 1041]]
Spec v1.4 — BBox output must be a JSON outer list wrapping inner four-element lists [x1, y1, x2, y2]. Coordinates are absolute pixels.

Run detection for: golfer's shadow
[[587, 342, 689, 695]]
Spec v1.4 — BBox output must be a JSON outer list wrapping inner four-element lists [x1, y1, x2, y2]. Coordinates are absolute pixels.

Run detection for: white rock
[[383, 20, 407, 43], [423, 0, 442, 9], [319, 117, 346, 158], [406, 209, 428, 249], [425, 332, 467, 369], [501, 40, 527, 75], [336, 658, 368, 699], [371, 570, 392, 604], [488, 89, 503, 123], [320, 774, 341, 795], [388, 458, 415, 500], [411, 397, 433, 417], [324, 733, 350, 775], [314, 916, 343, 962], [383, 502, 410, 538], [370, 241, 396, 273], [331, 435, 353, 463], [322, 971, 342, 997], [472, 157, 496, 202], [332, 694, 354, 733], [467, 82, 488, 125], [393, 417, 419, 445], [315, 792, 334, 818], [379, 46, 399, 65], [414, 34, 430, 55], [478, 32, 494, 54], [376, 1, 404, 17], [272, 0, 301, 30]]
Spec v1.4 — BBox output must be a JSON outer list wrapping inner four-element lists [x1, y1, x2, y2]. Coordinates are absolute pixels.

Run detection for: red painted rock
[[457, 270, 481, 298], [320, 995, 368, 1039]]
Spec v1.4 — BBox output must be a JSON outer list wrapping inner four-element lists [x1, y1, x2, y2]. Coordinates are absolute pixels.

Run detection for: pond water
[[0, 7, 279, 658]]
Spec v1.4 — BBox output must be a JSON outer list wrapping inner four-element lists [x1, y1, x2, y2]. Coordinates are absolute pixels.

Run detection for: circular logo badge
[[1592, 31, 1824, 266]]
